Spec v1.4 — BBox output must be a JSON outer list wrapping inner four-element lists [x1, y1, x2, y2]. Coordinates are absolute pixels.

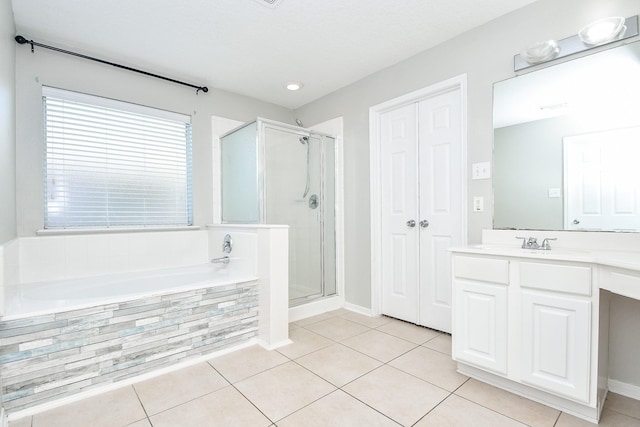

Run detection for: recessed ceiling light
[[286, 82, 303, 91], [253, 0, 284, 9]]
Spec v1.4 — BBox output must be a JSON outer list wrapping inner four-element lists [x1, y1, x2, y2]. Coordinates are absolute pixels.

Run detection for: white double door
[[380, 89, 463, 333]]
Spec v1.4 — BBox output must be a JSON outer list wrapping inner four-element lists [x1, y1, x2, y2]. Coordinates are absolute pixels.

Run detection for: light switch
[[473, 196, 484, 212], [472, 162, 491, 180]]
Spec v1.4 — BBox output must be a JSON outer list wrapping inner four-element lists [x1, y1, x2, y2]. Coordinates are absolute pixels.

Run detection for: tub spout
[[210, 256, 230, 264]]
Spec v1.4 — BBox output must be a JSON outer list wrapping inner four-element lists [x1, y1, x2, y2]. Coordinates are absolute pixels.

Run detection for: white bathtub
[[3, 263, 257, 320]]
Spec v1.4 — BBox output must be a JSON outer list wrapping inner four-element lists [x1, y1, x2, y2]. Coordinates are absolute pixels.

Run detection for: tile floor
[[8, 308, 640, 427]]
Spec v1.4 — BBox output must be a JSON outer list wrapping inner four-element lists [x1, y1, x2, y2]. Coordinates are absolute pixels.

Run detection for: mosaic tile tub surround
[[0, 280, 258, 413]]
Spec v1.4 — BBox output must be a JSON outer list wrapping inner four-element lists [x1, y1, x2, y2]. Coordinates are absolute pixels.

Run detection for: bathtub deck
[[0, 280, 259, 414]]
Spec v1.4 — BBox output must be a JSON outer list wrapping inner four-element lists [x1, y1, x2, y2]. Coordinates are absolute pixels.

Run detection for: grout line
[[129, 385, 152, 427]]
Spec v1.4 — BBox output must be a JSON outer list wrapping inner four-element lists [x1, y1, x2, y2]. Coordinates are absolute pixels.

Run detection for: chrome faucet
[[516, 236, 557, 250], [211, 256, 230, 264]]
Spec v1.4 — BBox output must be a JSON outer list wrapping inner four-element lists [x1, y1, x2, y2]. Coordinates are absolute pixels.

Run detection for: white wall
[[14, 42, 295, 237], [295, 0, 640, 309], [0, 0, 16, 245]]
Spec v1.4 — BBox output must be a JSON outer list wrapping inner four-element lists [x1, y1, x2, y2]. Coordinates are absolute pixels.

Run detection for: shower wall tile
[[0, 280, 258, 414]]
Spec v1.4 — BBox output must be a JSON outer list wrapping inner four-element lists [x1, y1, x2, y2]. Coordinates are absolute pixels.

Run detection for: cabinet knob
[[406, 220, 416, 228], [419, 219, 430, 228]]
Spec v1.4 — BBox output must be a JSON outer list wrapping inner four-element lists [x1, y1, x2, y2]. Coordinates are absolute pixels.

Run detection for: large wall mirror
[[493, 40, 640, 232]]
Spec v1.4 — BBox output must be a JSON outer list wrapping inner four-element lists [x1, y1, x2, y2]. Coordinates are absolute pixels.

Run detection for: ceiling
[[11, 0, 538, 109]]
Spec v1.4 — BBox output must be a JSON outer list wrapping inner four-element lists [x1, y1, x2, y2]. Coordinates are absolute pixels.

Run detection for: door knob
[[406, 220, 416, 228], [419, 219, 430, 228], [573, 219, 580, 225]]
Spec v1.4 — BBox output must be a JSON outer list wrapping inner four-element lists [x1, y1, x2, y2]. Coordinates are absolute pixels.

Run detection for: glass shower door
[[264, 128, 324, 302]]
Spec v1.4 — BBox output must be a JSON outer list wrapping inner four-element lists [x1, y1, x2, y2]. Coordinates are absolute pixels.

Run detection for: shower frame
[[219, 117, 340, 306]]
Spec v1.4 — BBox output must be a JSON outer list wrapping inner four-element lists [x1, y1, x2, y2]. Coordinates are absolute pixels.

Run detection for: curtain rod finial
[[15, 35, 28, 44]]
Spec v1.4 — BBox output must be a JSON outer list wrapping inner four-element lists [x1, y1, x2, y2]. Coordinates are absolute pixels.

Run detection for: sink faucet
[[516, 236, 557, 250], [211, 256, 230, 264]]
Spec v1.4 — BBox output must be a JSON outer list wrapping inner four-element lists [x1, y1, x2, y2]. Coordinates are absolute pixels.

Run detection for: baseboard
[[257, 338, 293, 351], [608, 379, 640, 400], [288, 295, 343, 322], [344, 302, 373, 316]]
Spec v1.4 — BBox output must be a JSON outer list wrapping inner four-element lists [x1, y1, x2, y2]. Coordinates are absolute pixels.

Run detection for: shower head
[[299, 136, 309, 144]]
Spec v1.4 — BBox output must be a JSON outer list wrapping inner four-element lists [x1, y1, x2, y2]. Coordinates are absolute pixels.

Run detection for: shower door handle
[[406, 220, 416, 228]]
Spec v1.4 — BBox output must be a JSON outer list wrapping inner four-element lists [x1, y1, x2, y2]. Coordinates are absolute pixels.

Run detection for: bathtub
[[0, 263, 260, 414], [4, 263, 256, 319]]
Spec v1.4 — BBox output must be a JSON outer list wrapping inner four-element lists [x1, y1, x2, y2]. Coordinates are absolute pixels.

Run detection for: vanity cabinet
[[452, 252, 606, 422]]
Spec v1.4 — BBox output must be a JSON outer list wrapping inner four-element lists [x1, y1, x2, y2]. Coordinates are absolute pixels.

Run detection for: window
[[43, 87, 193, 229]]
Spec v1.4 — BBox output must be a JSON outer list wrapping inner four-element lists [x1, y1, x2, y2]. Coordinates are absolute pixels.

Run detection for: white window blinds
[[43, 87, 193, 229]]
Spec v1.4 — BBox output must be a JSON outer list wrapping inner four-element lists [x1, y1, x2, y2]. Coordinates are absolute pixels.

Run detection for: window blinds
[[43, 87, 193, 229]]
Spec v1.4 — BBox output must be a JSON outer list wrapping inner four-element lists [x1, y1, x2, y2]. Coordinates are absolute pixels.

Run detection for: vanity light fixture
[[514, 15, 638, 71], [520, 40, 560, 64], [286, 82, 303, 91], [578, 17, 626, 46]]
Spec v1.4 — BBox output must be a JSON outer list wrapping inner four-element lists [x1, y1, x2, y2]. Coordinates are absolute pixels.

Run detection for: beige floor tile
[[125, 420, 152, 427], [277, 327, 334, 359], [149, 385, 271, 427], [389, 347, 468, 392], [343, 365, 449, 426], [134, 362, 229, 415], [454, 379, 559, 426], [304, 317, 370, 341], [376, 319, 441, 344], [606, 392, 640, 419], [295, 343, 383, 387], [415, 394, 528, 426], [278, 390, 400, 427], [32, 386, 146, 427], [422, 333, 452, 355], [341, 329, 416, 363], [7, 417, 31, 427], [556, 409, 640, 427], [339, 311, 394, 328], [209, 344, 289, 383], [235, 361, 336, 422], [292, 312, 336, 327]]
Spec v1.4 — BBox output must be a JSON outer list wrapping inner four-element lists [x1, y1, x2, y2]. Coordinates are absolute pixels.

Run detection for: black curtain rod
[[14, 35, 209, 94]]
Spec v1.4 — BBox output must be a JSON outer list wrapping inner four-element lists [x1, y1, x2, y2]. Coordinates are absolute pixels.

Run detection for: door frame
[[369, 74, 468, 317]]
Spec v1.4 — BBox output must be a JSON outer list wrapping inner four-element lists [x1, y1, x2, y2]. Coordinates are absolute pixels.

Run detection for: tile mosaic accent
[[0, 281, 258, 413]]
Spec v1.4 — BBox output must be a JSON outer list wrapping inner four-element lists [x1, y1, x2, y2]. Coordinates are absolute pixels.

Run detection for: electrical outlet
[[548, 188, 562, 198], [472, 162, 491, 180], [473, 196, 484, 212]]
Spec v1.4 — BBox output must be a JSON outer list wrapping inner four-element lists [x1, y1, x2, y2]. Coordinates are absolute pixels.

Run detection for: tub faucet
[[211, 256, 230, 264]]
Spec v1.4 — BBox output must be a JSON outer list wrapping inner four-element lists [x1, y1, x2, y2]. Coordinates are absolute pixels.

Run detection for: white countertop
[[450, 245, 640, 272]]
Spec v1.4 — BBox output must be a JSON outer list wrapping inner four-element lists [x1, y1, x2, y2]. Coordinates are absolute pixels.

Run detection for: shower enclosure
[[220, 118, 336, 306]]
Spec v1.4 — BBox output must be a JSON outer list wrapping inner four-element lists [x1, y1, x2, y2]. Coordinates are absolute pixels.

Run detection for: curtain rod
[[14, 35, 209, 95]]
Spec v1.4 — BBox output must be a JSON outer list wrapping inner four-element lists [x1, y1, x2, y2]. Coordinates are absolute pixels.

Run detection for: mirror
[[493, 41, 640, 232]]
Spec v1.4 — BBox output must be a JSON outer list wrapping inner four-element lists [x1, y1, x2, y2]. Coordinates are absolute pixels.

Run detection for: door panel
[[380, 104, 419, 322], [453, 279, 508, 375], [521, 291, 591, 402], [419, 90, 463, 332]]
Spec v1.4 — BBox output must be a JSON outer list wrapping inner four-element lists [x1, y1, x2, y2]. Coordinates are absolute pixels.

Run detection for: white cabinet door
[[380, 88, 464, 332], [520, 291, 591, 403], [418, 90, 464, 333], [453, 279, 508, 375], [380, 103, 420, 323]]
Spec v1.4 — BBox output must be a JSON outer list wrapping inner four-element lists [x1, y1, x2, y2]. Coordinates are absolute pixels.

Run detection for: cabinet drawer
[[454, 256, 509, 284], [520, 262, 591, 296]]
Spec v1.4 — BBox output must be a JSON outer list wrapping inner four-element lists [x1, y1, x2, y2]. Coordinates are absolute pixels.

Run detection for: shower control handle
[[419, 219, 430, 228], [406, 220, 416, 228]]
